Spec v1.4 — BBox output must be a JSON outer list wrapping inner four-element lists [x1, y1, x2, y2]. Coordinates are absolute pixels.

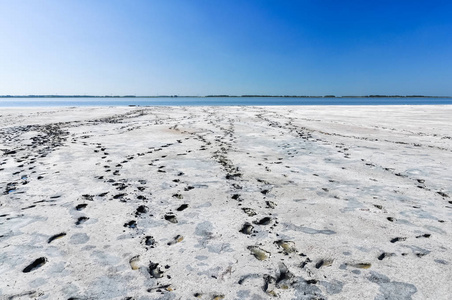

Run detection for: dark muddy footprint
[[75, 217, 89, 225], [21, 205, 36, 210], [149, 261, 164, 278], [113, 193, 127, 199], [240, 223, 254, 235], [75, 204, 88, 211], [176, 204, 188, 211], [172, 193, 183, 199], [115, 184, 127, 191], [48, 233, 66, 243], [164, 213, 178, 223], [23, 257, 47, 273], [124, 220, 137, 228], [378, 253, 391, 260], [437, 191, 449, 198], [231, 194, 242, 201], [416, 234, 431, 238], [390, 237, 406, 243], [275, 262, 295, 289], [135, 205, 149, 216], [242, 207, 256, 216], [81, 194, 93, 201], [143, 236, 156, 247], [266, 201, 276, 209], [253, 217, 272, 225], [315, 259, 334, 269]]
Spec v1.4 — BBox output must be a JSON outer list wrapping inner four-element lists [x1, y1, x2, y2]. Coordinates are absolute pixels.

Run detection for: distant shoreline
[[1, 95, 451, 98]]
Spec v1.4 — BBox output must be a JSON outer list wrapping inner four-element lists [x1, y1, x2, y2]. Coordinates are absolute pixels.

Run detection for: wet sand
[[0, 105, 451, 299]]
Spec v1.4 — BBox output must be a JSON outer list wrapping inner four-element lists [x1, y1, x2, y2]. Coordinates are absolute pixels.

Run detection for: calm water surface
[[1, 97, 452, 107]]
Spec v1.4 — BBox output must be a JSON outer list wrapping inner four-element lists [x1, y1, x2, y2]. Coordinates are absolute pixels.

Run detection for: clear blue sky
[[1, 0, 451, 96]]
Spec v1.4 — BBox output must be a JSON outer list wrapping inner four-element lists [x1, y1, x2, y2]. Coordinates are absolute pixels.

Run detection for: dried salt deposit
[[1, 105, 451, 299]]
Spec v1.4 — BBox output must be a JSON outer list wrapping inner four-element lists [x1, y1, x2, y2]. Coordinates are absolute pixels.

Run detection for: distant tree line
[[0, 95, 449, 98]]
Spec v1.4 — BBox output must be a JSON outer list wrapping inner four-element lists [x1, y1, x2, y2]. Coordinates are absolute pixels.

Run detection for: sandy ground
[[0, 105, 451, 300]]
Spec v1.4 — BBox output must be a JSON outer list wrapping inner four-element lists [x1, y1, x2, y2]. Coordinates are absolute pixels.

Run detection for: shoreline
[[2, 97, 452, 108], [1, 106, 451, 299]]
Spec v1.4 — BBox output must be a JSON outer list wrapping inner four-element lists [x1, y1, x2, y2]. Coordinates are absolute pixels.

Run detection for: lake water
[[1, 97, 452, 107]]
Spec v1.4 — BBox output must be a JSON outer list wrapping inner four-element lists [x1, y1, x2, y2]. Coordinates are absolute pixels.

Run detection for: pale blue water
[[1, 97, 451, 107]]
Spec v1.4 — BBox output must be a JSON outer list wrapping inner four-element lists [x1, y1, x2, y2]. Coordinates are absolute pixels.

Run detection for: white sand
[[0, 105, 451, 299]]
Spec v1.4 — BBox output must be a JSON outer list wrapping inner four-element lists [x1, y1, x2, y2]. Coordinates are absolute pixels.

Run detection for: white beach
[[0, 105, 451, 299]]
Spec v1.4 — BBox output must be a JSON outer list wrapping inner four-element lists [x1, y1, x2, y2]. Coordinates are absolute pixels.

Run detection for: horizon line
[[1, 95, 451, 98]]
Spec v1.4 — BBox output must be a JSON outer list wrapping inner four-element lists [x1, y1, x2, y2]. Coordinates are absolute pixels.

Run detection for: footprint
[[75, 204, 87, 211], [148, 284, 174, 293], [149, 261, 164, 278], [274, 240, 297, 254], [176, 204, 188, 211], [437, 191, 449, 198], [315, 259, 334, 269], [305, 279, 318, 284], [129, 255, 140, 270], [113, 193, 127, 199], [348, 263, 371, 269], [276, 262, 295, 289], [253, 217, 272, 225], [164, 213, 178, 223], [300, 258, 312, 269], [378, 253, 388, 260], [247, 246, 270, 260], [75, 216, 89, 225], [167, 235, 184, 246], [135, 205, 149, 216], [143, 236, 156, 247], [390, 237, 406, 243], [240, 223, 254, 235], [416, 234, 431, 238], [48, 233, 66, 243], [242, 207, 256, 216], [232, 184, 242, 190], [263, 275, 277, 296], [266, 201, 277, 209], [231, 194, 242, 201], [81, 194, 93, 201], [124, 220, 137, 228], [23, 257, 47, 273]]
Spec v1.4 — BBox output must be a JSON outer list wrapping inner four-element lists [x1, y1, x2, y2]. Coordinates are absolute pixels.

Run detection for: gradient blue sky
[[1, 0, 451, 96]]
